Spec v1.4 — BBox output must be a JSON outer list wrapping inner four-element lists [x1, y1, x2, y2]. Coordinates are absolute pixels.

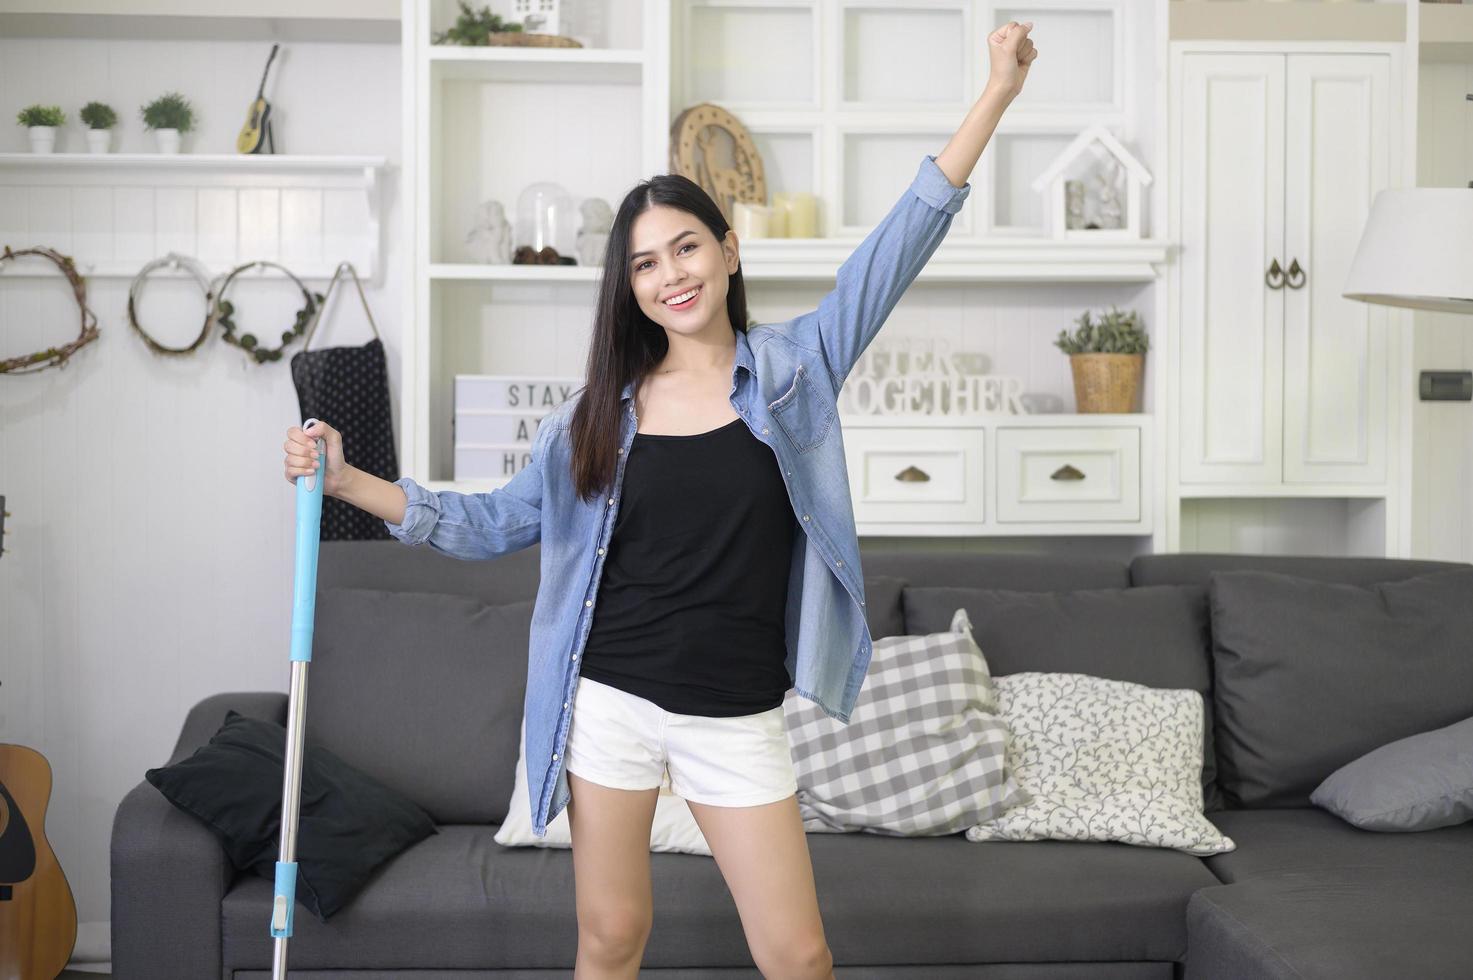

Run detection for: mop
[[271, 417, 326, 979]]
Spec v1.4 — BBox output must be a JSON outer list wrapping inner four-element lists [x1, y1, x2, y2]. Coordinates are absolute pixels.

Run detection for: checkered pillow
[[782, 607, 1030, 836]]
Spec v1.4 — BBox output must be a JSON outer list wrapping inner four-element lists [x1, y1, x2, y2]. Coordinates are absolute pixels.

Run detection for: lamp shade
[[1342, 188, 1473, 315]]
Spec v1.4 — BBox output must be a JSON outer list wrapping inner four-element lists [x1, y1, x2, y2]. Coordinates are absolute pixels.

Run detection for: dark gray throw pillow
[[1209, 567, 1473, 808], [146, 710, 437, 921], [1311, 714, 1473, 831], [903, 584, 1222, 812], [305, 588, 535, 824]]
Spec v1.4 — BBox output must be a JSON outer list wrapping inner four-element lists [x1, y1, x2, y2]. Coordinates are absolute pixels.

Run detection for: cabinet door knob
[[1285, 257, 1306, 289], [895, 465, 930, 482], [1265, 258, 1285, 290]]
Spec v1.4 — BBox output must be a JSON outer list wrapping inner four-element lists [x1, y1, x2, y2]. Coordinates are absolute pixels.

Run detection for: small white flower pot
[[85, 128, 111, 154], [153, 128, 181, 154], [27, 125, 57, 154]]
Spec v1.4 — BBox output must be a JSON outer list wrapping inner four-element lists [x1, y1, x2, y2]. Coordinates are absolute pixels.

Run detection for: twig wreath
[[210, 260, 326, 365], [127, 252, 216, 356], [0, 244, 101, 375]]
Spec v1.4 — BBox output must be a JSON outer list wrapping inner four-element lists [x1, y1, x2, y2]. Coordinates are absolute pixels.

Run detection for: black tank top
[[578, 415, 797, 716]]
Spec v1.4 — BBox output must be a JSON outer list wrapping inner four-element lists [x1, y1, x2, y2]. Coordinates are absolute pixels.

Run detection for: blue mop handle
[[290, 419, 326, 666], [272, 417, 326, 950]]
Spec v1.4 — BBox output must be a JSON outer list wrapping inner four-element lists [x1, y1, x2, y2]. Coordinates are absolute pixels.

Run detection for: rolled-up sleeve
[[383, 418, 554, 560]]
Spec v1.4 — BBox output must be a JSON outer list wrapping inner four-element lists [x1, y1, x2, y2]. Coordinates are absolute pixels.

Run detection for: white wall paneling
[[1411, 56, 1473, 561], [0, 153, 386, 281], [0, 30, 404, 962]]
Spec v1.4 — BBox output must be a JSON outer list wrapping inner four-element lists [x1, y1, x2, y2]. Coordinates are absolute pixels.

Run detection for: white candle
[[732, 201, 770, 240]]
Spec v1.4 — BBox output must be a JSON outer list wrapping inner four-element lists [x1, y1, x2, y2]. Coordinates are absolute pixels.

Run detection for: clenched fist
[[283, 419, 349, 496], [987, 21, 1038, 99]]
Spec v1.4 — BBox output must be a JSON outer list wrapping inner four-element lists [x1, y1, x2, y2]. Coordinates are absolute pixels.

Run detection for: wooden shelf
[[0, 152, 387, 172], [0, 1, 398, 42], [429, 44, 645, 85], [1177, 484, 1394, 499], [430, 239, 1172, 285]]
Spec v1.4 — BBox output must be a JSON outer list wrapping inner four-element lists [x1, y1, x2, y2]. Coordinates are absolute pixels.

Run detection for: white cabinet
[[842, 415, 1152, 536], [1175, 50, 1394, 487]]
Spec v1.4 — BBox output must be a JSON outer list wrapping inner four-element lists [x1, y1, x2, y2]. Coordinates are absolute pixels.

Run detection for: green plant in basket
[[80, 101, 118, 129], [17, 105, 65, 127], [434, 0, 524, 45], [140, 92, 196, 132], [1054, 305, 1150, 355]]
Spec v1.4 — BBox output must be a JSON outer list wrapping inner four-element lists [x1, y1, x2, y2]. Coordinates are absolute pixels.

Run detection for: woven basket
[[1069, 352, 1143, 413], [483, 32, 583, 47]]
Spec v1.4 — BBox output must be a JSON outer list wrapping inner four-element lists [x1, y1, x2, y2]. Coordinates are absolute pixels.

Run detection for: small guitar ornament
[[0, 742, 78, 979], [237, 43, 280, 155]]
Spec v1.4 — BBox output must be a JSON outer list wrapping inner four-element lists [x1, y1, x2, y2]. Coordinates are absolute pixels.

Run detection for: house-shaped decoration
[[1029, 124, 1152, 241], [492, 0, 561, 35]]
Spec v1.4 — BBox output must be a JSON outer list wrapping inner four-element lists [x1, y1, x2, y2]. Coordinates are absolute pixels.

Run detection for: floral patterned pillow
[[968, 672, 1235, 855]]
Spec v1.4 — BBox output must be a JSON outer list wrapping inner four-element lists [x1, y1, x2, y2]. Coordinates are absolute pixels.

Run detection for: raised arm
[[374, 417, 557, 560], [796, 152, 972, 394], [791, 22, 1035, 395]]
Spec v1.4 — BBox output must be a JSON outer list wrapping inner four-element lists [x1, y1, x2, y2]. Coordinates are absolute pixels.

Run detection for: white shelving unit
[[0, 152, 389, 280], [403, 0, 1167, 543]]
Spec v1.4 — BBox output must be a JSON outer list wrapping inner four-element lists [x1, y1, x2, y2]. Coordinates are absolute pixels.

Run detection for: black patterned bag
[[290, 261, 399, 541]]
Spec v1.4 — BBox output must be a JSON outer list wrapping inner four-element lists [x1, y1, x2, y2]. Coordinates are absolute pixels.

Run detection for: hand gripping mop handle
[[271, 417, 326, 978]]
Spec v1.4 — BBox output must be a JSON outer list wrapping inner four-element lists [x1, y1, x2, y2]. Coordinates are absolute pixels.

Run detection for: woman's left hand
[[986, 21, 1037, 100]]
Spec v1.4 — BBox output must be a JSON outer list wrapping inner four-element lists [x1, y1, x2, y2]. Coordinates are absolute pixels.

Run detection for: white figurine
[[576, 197, 613, 267], [466, 200, 512, 264]]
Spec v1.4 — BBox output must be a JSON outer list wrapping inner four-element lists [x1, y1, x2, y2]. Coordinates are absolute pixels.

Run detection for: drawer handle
[[895, 465, 931, 483], [1050, 464, 1086, 481]]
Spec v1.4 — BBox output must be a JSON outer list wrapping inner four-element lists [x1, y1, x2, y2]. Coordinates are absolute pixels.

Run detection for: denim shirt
[[385, 153, 970, 837]]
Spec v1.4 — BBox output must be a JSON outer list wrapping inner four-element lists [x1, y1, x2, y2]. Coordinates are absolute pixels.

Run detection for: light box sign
[[453, 375, 582, 481]]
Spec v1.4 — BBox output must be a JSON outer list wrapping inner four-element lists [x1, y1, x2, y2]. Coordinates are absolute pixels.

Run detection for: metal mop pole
[[271, 417, 326, 979]]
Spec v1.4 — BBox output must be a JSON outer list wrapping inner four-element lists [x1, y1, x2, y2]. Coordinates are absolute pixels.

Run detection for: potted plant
[[140, 92, 196, 154], [80, 101, 117, 154], [433, 2, 524, 45], [17, 104, 65, 153], [1054, 305, 1150, 413]]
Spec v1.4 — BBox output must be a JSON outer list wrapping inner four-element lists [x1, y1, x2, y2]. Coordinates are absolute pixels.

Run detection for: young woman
[[284, 22, 1035, 980]]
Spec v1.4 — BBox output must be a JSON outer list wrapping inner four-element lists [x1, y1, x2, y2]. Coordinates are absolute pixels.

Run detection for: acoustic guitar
[[237, 43, 280, 155], [0, 743, 77, 980]]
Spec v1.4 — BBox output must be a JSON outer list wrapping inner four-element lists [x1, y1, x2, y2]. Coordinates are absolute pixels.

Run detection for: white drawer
[[996, 426, 1140, 523], [843, 425, 986, 524]]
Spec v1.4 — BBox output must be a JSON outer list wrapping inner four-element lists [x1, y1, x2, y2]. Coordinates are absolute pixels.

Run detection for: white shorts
[[564, 675, 799, 807]]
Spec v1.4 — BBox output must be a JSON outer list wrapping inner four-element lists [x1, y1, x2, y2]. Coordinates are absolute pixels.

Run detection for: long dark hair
[[567, 173, 752, 501]]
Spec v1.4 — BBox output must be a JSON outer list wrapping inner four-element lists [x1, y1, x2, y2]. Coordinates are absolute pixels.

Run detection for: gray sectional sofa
[[112, 542, 1473, 979]]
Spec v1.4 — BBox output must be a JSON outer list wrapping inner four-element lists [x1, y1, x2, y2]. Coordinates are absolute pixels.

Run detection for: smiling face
[[627, 203, 740, 340]]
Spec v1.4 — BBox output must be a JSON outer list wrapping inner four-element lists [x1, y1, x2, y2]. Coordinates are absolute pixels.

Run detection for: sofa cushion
[[861, 573, 907, 639], [306, 587, 534, 823], [1198, 807, 1473, 885], [903, 584, 1223, 812], [1185, 870, 1473, 980], [785, 607, 1028, 836], [220, 825, 1221, 970], [1208, 568, 1473, 808], [1311, 713, 1473, 832], [969, 672, 1234, 855]]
